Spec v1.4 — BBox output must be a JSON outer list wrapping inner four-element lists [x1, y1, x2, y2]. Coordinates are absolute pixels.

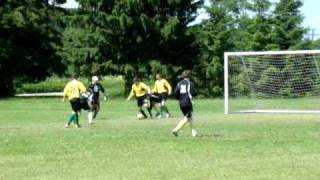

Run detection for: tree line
[[0, 0, 318, 97]]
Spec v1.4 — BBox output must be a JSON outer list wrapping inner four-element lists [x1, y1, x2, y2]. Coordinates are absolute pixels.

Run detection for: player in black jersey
[[87, 76, 107, 125], [172, 70, 198, 137]]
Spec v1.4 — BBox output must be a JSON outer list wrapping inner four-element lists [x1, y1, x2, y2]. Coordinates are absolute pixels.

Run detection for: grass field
[[1, 98, 320, 179]]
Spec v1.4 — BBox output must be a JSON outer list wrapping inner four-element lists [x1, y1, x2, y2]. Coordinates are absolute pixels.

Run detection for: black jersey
[[174, 79, 196, 107], [87, 83, 105, 102]]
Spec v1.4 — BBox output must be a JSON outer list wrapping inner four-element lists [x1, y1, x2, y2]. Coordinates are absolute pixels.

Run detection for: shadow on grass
[[198, 134, 222, 138]]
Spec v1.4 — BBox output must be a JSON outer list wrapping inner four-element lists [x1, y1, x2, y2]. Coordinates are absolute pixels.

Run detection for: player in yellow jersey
[[127, 77, 151, 119], [152, 74, 172, 118], [63, 75, 86, 128]]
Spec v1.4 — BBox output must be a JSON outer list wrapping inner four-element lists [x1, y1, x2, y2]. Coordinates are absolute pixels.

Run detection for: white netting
[[225, 50, 320, 113]]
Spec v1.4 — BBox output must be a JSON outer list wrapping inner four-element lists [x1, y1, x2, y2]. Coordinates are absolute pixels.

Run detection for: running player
[[63, 75, 86, 128], [127, 77, 151, 119], [87, 76, 107, 125], [172, 70, 198, 137], [152, 74, 172, 118]]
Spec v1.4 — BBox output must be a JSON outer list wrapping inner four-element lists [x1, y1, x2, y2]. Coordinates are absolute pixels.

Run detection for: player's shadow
[[197, 134, 222, 138]]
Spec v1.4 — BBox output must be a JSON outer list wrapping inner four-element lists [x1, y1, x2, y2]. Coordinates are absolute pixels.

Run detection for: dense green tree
[[0, 0, 65, 96], [271, 0, 308, 50], [61, 0, 202, 86], [195, 0, 234, 96]]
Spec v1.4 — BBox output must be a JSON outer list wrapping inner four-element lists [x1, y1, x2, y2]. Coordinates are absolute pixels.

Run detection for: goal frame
[[224, 50, 320, 114]]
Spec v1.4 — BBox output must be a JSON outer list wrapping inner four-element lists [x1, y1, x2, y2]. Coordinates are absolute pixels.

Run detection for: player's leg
[[66, 111, 76, 128], [171, 105, 190, 136], [87, 99, 93, 125], [186, 107, 197, 137], [73, 99, 82, 128], [159, 93, 170, 117], [66, 99, 77, 128], [153, 103, 161, 118], [93, 102, 100, 120], [147, 98, 154, 118], [137, 97, 148, 118]]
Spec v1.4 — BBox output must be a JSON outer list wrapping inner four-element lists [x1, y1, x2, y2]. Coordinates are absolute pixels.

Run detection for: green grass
[[1, 98, 320, 179], [230, 97, 320, 112]]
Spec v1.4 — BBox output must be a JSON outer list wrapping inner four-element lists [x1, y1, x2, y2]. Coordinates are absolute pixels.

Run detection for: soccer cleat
[[75, 124, 82, 128], [165, 113, 171, 118], [65, 124, 70, 128], [172, 131, 178, 137]]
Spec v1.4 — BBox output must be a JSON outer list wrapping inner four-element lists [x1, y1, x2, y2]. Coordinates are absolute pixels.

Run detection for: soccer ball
[[137, 113, 144, 119]]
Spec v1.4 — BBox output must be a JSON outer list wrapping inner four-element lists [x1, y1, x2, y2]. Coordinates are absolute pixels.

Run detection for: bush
[[17, 76, 125, 98]]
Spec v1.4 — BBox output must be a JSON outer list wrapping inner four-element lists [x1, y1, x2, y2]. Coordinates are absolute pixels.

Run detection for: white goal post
[[224, 50, 320, 114]]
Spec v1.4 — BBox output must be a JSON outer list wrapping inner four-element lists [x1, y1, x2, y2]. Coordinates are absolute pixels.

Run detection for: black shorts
[[158, 92, 168, 102], [149, 93, 160, 104], [70, 98, 81, 112], [137, 95, 148, 107], [180, 105, 193, 118], [88, 99, 100, 111]]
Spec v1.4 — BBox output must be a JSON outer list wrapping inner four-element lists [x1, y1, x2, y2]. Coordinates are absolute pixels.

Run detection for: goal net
[[224, 50, 320, 114]]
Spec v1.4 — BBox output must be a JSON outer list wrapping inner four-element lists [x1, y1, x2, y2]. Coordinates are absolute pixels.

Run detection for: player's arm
[[79, 82, 86, 93], [100, 84, 108, 101], [127, 85, 135, 100], [141, 83, 151, 94], [174, 83, 180, 100], [62, 84, 69, 102], [190, 81, 197, 97], [164, 80, 172, 95]]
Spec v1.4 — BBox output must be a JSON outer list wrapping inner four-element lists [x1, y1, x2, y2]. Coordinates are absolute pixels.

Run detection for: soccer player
[[87, 76, 107, 125], [127, 77, 151, 119], [63, 75, 86, 128], [152, 74, 172, 118], [172, 70, 198, 137]]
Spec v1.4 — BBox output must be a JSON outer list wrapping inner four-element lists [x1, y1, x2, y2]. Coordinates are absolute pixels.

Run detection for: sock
[[68, 114, 75, 125], [189, 119, 197, 137], [88, 112, 93, 124], [163, 106, 169, 114], [140, 110, 148, 118], [192, 129, 198, 137], [160, 106, 164, 115], [74, 114, 79, 125], [147, 107, 153, 118]]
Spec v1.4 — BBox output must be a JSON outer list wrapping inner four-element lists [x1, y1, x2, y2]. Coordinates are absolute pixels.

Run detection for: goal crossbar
[[225, 50, 320, 56]]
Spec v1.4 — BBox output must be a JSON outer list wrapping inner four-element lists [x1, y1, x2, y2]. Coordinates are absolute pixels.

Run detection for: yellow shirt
[[63, 79, 86, 100], [127, 82, 150, 100], [153, 79, 172, 94]]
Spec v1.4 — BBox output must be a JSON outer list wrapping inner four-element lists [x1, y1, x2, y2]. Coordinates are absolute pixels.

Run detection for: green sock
[[160, 106, 164, 115], [74, 114, 79, 124], [68, 114, 75, 124], [163, 106, 169, 114]]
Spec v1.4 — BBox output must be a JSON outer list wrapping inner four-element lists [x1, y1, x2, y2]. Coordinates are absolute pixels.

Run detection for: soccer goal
[[224, 50, 320, 114]]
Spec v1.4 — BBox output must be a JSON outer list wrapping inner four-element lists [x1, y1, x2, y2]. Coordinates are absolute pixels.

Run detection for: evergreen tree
[[271, 0, 307, 50], [0, 0, 65, 96]]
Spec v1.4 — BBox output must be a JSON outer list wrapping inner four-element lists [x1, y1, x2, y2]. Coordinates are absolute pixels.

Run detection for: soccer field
[[1, 98, 320, 179]]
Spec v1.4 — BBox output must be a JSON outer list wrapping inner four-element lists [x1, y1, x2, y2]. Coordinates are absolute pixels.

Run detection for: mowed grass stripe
[[1, 98, 320, 179]]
